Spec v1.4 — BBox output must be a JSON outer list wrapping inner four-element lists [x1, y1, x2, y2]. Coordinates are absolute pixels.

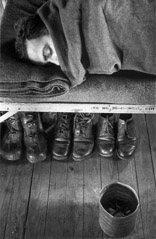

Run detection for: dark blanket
[[38, 0, 156, 87], [0, 41, 70, 97], [0, 0, 156, 103]]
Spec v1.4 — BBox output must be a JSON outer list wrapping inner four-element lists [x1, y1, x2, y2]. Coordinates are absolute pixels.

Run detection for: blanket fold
[[38, 0, 156, 87], [0, 41, 70, 97], [0, 0, 156, 100]]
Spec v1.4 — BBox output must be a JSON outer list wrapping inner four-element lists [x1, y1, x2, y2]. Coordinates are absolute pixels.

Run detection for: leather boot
[[96, 114, 115, 157], [117, 114, 137, 160], [20, 112, 47, 163], [72, 113, 94, 161], [0, 113, 23, 161], [52, 113, 73, 160], [41, 112, 57, 134]]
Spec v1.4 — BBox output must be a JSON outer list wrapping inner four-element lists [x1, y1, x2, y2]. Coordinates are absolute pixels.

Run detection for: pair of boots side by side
[[96, 114, 137, 160], [0, 112, 47, 163], [52, 113, 94, 161], [0, 113, 23, 161]]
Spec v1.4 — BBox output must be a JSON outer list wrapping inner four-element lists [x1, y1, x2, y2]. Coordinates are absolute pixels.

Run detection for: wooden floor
[[0, 114, 156, 239]]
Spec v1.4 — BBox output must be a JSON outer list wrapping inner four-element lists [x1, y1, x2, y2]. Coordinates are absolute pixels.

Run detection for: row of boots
[[0, 112, 47, 163], [0, 112, 137, 163]]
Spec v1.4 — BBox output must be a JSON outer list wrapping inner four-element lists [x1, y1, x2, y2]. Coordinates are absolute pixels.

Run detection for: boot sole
[[97, 151, 114, 158], [72, 152, 93, 162], [52, 154, 68, 161], [0, 151, 21, 161], [116, 151, 135, 160]]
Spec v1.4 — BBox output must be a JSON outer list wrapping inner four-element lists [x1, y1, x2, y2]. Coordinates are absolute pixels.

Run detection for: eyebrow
[[43, 44, 52, 61]]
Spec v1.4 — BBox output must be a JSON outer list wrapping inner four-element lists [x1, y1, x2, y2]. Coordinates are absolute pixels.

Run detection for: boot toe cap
[[72, 141, 94, 161], [117, 142, 136, 160], [52, 141, 70, 160], [96, 140, 115, 157], [26, 147, 47, 163]]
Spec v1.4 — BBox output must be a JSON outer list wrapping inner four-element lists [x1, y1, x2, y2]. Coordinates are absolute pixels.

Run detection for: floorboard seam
[[134, 153, 146, 239], [2, 164, 16, 239], [43, 159, 53, 239], [145, 114, 156, 186], [22, 164, 34, 239], [63, 158, 69, 239]]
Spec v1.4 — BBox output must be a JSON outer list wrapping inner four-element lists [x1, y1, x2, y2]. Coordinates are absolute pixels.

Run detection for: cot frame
[[0, 101, 156, 123]]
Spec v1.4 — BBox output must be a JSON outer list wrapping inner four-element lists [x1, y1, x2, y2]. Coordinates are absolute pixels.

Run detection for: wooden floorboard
[[0, 114, 156, 239], [0, 161, 16, 238], [145, 114, 156, 184], [24, 157, 51, 239], [43, 158, 68, 239], [134, 115, 156, 239], [83, 151, 102, 239], [2, 159, 33, 239], [63, 159, 84, 239]]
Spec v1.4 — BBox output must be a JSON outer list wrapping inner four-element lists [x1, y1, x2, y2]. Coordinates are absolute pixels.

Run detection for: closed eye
[[43, 44, 53, 61]]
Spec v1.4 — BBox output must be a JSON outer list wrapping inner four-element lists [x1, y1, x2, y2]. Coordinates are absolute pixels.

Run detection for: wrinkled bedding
[[0, 0, 156, 103], [39, 0, 156, 87]]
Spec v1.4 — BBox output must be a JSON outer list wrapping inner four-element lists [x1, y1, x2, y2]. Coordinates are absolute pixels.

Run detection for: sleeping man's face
[[26, 34, 59, 65]]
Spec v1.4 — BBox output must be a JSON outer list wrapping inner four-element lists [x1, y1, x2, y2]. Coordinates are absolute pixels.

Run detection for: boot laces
[[8, 117, 20, 138], [104, 117, 113, 134], [75, 113, 93, 136], [119, 120, 128, 137], [25, 121, 39, 143], [57, 113, 72, 137]]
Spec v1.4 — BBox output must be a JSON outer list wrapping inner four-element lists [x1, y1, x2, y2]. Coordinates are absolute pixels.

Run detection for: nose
[[53, 57, 59, 65], [48, 53, 59, 66]]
